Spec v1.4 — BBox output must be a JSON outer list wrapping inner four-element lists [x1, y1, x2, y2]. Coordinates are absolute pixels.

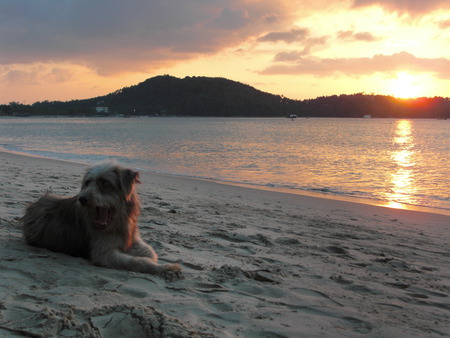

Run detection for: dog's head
[[78, 161, 140, 228]]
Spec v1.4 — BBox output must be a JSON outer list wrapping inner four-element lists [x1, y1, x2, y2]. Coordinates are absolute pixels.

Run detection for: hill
[[4, 76, 296, 117], [101, 75, 297, 117], [1, 75, 450, 118]]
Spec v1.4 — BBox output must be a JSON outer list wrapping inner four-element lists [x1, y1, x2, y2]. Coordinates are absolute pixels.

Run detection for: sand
[[0, 150, 449, 337]]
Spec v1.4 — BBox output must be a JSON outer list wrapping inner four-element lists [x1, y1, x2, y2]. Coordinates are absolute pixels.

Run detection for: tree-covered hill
[[101, 75, 295, 117], [1, 75, 449, 118]]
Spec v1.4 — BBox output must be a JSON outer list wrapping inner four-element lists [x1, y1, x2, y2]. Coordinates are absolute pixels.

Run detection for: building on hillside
[[95, 107, 109, 114]]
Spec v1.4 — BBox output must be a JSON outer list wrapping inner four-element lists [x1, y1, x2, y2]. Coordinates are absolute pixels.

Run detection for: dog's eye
[[84, 179, 91, 186], [98, 179, 112, 190]]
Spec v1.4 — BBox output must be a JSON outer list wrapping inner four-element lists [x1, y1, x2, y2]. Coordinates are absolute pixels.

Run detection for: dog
[[21, 161, 181, 278]]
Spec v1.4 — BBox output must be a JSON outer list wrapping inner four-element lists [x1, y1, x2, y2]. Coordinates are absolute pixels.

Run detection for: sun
[[390, 72, 423, 99]]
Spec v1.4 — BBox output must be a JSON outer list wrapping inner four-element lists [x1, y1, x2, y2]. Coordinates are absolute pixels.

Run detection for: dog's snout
[[78, 196, 88, 206]]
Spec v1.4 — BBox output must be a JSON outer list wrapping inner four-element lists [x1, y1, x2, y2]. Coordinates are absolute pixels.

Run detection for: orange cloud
[[258, 27, 309, 43], [352, 0, 450, 15], [438, 19, 450, 29], [337, 30, 380, 42], [1, 65, 75, 86], [261, 51, 450, 78]]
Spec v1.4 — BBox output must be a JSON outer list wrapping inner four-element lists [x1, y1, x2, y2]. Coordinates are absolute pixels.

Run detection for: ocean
[[1, 117, 449, 214]]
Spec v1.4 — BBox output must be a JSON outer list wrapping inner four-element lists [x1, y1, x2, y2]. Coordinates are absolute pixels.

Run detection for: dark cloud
[[0, 0, 293, 75], [207, 7, 250, 30], [261, 51, 450, 78], [352, 0, 450, 15], [263, 14, 278, 24]]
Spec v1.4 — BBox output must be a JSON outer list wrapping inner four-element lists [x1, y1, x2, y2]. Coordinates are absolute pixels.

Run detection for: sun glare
[[384, 120, 417, 209], [390, 72, 423, 99]]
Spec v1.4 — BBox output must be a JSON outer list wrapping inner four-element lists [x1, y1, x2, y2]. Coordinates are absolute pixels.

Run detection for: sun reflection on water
[[384, 120, 417, 209]]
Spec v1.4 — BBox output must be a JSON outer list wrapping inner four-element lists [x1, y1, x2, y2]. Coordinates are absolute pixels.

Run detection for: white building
[[95, 107, 109, 113]]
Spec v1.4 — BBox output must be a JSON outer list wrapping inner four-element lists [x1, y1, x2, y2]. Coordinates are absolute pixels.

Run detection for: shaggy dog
[[21, 161, 181, 278]]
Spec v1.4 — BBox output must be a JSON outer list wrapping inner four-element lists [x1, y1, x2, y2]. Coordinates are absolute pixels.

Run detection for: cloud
[[207, 7, 250, 30], [438, 19, 450, 29], [337, 30, 380, 42], [352, 0, 450, 15], [0, 0, 296, 75], [2, 68, 40, 86], [263, 14, 278, 24], [257, 27, 309, 43], [273, 36, 328, 61], [257, 26, 328, 58], [1, 65, 75, 86], [261, 51, 450, 78]]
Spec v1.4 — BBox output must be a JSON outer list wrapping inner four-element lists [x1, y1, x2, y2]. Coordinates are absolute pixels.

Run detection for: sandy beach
[[0, 150, 449, 337]]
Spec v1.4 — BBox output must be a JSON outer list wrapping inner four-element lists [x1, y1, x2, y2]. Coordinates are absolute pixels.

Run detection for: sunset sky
[[2, 0, 450, 104]]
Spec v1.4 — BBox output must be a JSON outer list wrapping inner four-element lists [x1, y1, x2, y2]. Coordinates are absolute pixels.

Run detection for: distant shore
[[2, 76, 450, 119], [1, 150, 449, 337]]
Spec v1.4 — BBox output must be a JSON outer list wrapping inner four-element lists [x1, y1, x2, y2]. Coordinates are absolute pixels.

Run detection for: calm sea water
[[1, 117, 449, 213]]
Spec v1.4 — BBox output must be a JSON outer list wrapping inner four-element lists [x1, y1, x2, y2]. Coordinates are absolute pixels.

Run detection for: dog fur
[[21, 161, 181, 278]]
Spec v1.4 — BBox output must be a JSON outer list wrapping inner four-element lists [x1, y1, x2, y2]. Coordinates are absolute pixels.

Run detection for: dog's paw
[[160, 263, 183, 282]]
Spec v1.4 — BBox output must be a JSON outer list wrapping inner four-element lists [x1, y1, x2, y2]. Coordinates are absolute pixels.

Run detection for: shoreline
[[1, 150, 449, 337], [2, 148, 450, 235], [2, 148, 450, 217], [193, 177, 450, 217]]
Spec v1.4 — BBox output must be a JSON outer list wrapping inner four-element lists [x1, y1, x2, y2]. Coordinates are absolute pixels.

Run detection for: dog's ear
[[116, 168, 140, 199]]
